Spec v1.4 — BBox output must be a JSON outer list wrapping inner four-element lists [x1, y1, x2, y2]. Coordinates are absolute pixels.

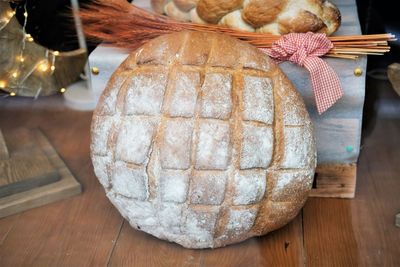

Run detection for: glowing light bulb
[[10, 92, 16, 96], [50, 65, 55, 71], [53, 51, 60, 56], [25, 34, 34, 42], [17, 56, 25, 62], [60, 88, 66, 93], [0, 80, 6, 89], [23, 12, 28, 17], [11, 71, 18, 78], [38, 62, 49, 72], [6, 10, 15, 18]]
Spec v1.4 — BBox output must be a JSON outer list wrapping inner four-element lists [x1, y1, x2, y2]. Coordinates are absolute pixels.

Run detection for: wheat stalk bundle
[[80, 0, 395, 59]]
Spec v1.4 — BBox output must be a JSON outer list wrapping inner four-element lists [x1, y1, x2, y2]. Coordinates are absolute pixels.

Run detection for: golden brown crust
[[165, 1, 192, 21], [173, 0, 199, 12], [218, 10, 255, 32], [153, 0, 341, 35], [242, 0, 288, 28], [279, 10, 326, 34], [151, 0, 168, 14], [322, 1, 342, 34], [92, 31, 316, 249], [197, 0, 243, 23]]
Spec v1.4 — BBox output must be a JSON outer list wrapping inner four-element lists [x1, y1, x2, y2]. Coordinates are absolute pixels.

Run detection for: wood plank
[[310, 163, 357, 198], [0, 214, 19, 245], [0, 128, 60, 198], [108, 221, 203, 267], [0, 130, 9, 160], [0, 94, 399, 265], [0, 129, 80, 218], [200, 213, 305, 267], [303, 198, 359, 266], [0, 100, 124, 266], [109, 215, 305, 267], [313, 118, 361, 165], [353, 119, 400, 265], [303, 118, 400, 266]]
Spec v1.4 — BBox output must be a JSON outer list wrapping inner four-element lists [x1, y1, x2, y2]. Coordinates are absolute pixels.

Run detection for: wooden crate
[[311, 164, 357, 198], [88, 0, 365, 198]]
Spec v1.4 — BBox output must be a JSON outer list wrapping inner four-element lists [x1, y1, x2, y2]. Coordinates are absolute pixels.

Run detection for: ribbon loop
[[263, 32, 343, 114]]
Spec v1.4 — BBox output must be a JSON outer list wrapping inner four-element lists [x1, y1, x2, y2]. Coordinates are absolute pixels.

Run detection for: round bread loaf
[[151, 0, 341, 35], [91, 31, 316, 249]]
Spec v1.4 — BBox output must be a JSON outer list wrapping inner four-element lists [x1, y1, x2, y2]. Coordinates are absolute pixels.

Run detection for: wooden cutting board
[[0, 128, 81, 218], [0, 128, 60, 197]]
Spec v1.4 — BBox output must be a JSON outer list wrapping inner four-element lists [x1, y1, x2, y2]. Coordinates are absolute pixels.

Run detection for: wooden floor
[[0, 93, 399, 267]]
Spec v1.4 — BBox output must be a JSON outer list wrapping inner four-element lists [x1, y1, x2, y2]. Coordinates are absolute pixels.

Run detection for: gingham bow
[[262, 32, 343, 114]]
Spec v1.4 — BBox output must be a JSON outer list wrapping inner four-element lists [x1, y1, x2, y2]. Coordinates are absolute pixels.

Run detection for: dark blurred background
[[356, 0, 400, 68], [356, 0, 400, 137], [10, 0, 92, 52], [11, 0, 133, 53]]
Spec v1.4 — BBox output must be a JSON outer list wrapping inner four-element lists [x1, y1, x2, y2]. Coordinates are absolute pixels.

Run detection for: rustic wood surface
[[0, 131, 9, 160], [0, 95, 398, 266], [0, 128, 60, 198], [310, 163, 357, 198], [396, 214, 400, 228], [0, 128, 82, 218]]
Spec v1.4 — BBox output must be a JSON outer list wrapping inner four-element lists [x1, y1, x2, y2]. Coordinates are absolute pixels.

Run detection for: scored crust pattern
[[91, 31, 316, 248]]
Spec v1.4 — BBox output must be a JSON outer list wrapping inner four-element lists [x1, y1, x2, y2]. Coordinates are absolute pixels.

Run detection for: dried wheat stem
[[80, 0, 394, 59]]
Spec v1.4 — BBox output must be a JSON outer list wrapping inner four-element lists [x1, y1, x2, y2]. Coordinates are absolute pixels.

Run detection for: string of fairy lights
[[0, 1, 66, 97]]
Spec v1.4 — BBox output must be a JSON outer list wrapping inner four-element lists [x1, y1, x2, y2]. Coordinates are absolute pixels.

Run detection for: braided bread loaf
[[151, 0, 341, 35]]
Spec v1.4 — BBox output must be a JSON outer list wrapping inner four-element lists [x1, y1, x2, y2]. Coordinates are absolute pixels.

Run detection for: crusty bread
[[91, 31, 316, 249], [151, 0, 341, 35]]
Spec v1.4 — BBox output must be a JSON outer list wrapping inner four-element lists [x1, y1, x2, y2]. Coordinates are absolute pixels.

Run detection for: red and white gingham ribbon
[[261, 32, 343, 114]]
